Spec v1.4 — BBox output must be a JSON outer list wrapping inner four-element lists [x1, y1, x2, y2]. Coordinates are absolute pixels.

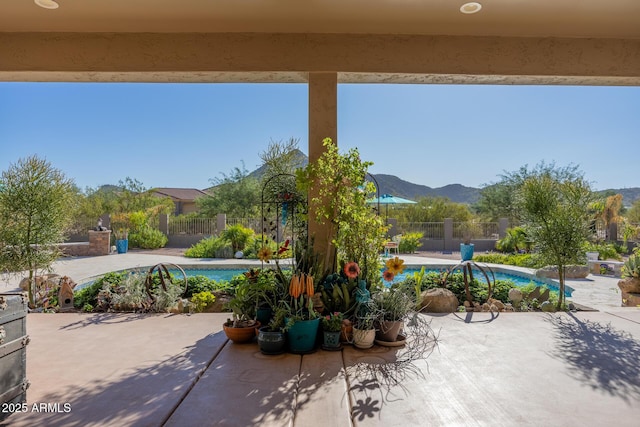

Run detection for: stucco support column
[[308, 72, 338, 272]]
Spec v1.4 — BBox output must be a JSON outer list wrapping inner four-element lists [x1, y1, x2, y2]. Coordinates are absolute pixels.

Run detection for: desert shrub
[[185, 235, 232, 258], [221, 224, 255, 252], [129, 226, 168, 249], [400, 270, 519, 305], [109, 272, 149, 311], [151, 282, 184, 312], [474, 253, 543, 268], [184, 275, 218, 298], [191, 291, 217, 313], [74, 271, 126, 309], [398, 232, 423, 253], [582, 242, 623, 261]]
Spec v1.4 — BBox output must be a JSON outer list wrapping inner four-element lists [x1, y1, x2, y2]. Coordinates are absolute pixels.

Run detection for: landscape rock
[[621, 292, 640, 307], [540, 301, 556, 312], [617, 278, 640, 294], [487, 298, 505, 311], [508, 288, 523, 305], [420, 288, 459, 313], [208, 291, 232, 312], [535, 265, 589, 279]]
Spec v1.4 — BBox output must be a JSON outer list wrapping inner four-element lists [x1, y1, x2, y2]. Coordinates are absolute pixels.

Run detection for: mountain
[[371, 174, 481, 204], [240, 151, 640, 206]]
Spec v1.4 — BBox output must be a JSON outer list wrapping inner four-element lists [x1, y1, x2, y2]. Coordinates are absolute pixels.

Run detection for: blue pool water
[[174, 267, 569, 296]]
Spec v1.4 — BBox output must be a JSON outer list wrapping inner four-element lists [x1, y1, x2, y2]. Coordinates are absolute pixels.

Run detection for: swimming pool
[[170, 265, 571, 296]]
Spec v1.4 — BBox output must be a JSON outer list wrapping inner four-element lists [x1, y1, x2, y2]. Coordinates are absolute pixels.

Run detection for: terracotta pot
[[223, 321, 261, 344]]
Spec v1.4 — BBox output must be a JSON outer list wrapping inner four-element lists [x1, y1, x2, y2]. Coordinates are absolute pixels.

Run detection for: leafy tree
[[391, 196, 473, 222], [626, 199, 640, 224], [114, 177, 174, 215], [0, 155, 75, 306], [298, 138, 387, 285], [259, 137, 306, 192], [70, 178, 173, 232], [197, 164, 260, 219], [516, 167, 594, 309], [495, 226, 532, 253], [475, 162, 586, 223]]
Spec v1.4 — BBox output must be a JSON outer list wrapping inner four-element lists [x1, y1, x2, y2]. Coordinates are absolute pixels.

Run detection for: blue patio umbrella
[[367, 194, 417, 221]]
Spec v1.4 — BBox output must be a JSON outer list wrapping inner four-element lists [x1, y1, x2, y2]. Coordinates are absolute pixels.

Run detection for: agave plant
[[622, 253, 640, 279]]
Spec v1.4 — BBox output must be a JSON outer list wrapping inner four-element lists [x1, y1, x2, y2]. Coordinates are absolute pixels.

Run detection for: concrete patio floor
[[2, 252, 640, 426], [3, 310, 640, 427]]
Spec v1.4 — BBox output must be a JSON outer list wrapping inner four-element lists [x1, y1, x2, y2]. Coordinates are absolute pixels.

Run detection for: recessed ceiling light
[[460, 2, 482, 14], [34, 0, 59, 9]]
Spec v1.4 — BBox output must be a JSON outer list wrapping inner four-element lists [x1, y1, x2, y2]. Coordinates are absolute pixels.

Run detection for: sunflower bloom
[[382, 270, 395, 282], [385, 256, 405, 275], [257, 246, 272, 262], [343, 262, 360, 279]]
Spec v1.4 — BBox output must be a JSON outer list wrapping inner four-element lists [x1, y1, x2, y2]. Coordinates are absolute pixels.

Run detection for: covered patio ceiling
[[2, 0, 639, 38], [1, 0, 639, 85]]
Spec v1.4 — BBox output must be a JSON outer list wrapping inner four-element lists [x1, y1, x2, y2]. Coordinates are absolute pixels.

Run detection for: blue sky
[[1, 82, 638, 192]]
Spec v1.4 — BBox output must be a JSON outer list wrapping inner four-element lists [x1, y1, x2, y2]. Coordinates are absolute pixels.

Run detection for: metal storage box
[[0, 293, 29, 422]]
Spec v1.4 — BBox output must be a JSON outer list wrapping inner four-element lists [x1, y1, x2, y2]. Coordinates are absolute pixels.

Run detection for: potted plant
[[372, 286, 413, 343], [459, 222, 481, 261], [114, 228, 129, 254], [352, 312, 377, 349], [222, 275, 262, 343], [284, 271, 320, 353], [321, 312, 344, 350], [257, 306, 287, 354]]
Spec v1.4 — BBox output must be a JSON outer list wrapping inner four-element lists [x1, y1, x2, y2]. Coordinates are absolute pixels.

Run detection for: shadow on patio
[[546, 313, 640, 404]]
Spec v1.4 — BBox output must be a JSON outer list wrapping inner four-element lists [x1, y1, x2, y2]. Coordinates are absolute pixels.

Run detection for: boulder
[[535, 265, 589, 279], [202, 291, 232, 312], [618, 278, 640, 294], [621, 292, 640, 307], [508, 288, 523, 306], [419, 288, 459, 313], [487, 298, 505, 311], [540, 301, 556, 312]]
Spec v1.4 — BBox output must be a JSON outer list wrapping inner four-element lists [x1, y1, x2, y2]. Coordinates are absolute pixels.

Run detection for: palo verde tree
[[516, 165, 594, 309], [196, 163, 260, 219], [0, 155, 76, 306]]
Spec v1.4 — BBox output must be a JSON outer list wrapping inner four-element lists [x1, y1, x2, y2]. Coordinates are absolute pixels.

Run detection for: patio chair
[[383, 234, 401, 257]]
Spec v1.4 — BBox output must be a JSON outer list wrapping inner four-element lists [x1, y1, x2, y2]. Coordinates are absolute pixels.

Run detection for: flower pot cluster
[[222, 257, 415, 354]]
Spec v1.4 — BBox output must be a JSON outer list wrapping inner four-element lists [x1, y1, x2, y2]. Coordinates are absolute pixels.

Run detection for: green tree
[[392, 196, 473, 222], [626, 199, 640, 224], [0, 155, 75, 306], [197, 164, 260, 219], [298, 138, 387, 285], [475, 162, 586, 223], [516, 167, 594, 309]]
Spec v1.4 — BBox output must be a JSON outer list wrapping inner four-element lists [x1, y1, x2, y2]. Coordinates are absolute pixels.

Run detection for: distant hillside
[[217, 151, 640, 206], [370, 174, 481, 204], [597, 188, 640, 207]]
